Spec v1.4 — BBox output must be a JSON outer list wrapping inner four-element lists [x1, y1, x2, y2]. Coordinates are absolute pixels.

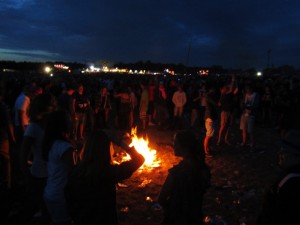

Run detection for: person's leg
[[248, 116, 255, 147], [240, 114, 247, 146], [224, 112, 233, 145], [191, 109, 198, 128], [217, 111, 225, 145], [204, 135, 211, 154], [204, 119, 214, 156]]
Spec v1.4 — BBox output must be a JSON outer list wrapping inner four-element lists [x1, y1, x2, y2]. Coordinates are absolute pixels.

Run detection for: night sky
[[1, 0, 300, 69]]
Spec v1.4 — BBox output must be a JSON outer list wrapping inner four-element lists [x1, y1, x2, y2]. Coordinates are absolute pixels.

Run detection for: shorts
[[240, 113, 255, 133], [139, 111, 147, 120], [205, 118, 215, 137], [220, 111, 233, 128]]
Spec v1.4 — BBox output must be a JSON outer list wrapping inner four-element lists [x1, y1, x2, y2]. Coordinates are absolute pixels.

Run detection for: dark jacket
[[257, 166, 300, 225]]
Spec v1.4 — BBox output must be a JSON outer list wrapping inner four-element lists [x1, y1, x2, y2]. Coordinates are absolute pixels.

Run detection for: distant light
[[257, 71, 262, 77], [50, 73, 53, 77], [44, 66, 51, 73]]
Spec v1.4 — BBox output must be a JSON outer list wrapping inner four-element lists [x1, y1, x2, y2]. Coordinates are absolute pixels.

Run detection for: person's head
[[31, 86, 43, 99], [65, 82, 75, 95], [28, 93, 57, 122], [42, 110, 72, 161], [77, 84, 84, 94], [177, 84, 183, 92], [140, 80, 148, 89], [278, 130, 300, 170], [100, 86, 108, 95], [80, 130, 112, 170], [245, 84, 254, 94], [173, 130, 205, 163]]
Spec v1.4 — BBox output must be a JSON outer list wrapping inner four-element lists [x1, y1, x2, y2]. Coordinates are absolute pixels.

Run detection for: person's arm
[[18, 109, 27, 131], [8, 123, 16, 143], [112, 143, 145, 182]]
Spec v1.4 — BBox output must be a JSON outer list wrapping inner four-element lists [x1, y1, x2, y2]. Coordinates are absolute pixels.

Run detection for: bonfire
[[112, 127, 160, 170]]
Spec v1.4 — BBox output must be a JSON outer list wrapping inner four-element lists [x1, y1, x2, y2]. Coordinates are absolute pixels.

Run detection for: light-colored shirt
[[24, 122, 47, 178], [44, 140, 72, 201], [172, 91, 187, 108], [14, 92, 30, 126]]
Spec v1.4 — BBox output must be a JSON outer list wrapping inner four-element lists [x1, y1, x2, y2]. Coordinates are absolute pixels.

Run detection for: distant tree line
[[1, 60, 299, 76], [0, 61, 85, 72]]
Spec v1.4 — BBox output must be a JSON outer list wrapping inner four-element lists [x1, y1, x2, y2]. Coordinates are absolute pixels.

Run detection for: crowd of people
[[0, 71, 300, 225]]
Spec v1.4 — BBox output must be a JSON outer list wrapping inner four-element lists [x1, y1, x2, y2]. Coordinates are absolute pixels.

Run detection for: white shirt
[[44, 140, 73, 201], [172, 91, 187, 108], [24, 122, 47, 178], [14, 92, 30, 126]]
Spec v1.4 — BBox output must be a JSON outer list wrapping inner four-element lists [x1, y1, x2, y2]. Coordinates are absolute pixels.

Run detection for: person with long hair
[[157, 130, 211, 225], [65, 130, 145, 225], [42, 110, 75, 225], [20, 93, 56, 222]]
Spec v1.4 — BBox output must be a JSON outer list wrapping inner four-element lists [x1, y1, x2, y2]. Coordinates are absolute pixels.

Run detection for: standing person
[[190, 83, 201, 129], [155, 81, 169, 129], [199, 83, 207, 128], [65, 130, 144, 225], [157, 130, 211, 225], [148, 79, 156, 126], [257, 130, 300, 225], [93, 86, 111, 129], [42, 110, 76, 225], [203, 85, 218, 157], [57, 83, 76, 141], [217, 76, 238, 146], [73, 84, 90, 142], [114, 83, 131, 133], [172, 84, 187, 130], [261, 85, 273, 126], [20, 93, 56, 222], [139, 80, 149, 131], [166, 80, 177, 129], [13, 84, 31, 184], [0, 84, 16, 189], [239, 84, 259, 148], [14, 85, 31, 138], [128, 85, 138, 128]]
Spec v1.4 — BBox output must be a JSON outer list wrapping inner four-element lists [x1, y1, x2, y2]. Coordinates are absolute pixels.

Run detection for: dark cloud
[[0, 0, 299, 68]]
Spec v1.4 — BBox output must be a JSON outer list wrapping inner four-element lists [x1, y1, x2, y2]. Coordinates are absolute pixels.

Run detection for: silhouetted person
[[157, 130, 211, 225], [65, 130, 144, 225], [257, 130, 300, 225]]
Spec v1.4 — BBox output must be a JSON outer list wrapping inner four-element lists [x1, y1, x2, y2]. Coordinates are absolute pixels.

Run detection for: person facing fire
[[157, 130, 211, 225], [64, 130, 145, 225]]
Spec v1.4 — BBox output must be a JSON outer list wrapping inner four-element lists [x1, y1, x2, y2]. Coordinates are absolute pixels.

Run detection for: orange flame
[[128, 127, 160, 169], [112, 127, 160, 169]]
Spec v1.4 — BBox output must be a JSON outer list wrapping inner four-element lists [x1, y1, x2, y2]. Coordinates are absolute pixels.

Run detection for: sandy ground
[[1, 123, 283, 225], [115, 124, 282, 225]]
